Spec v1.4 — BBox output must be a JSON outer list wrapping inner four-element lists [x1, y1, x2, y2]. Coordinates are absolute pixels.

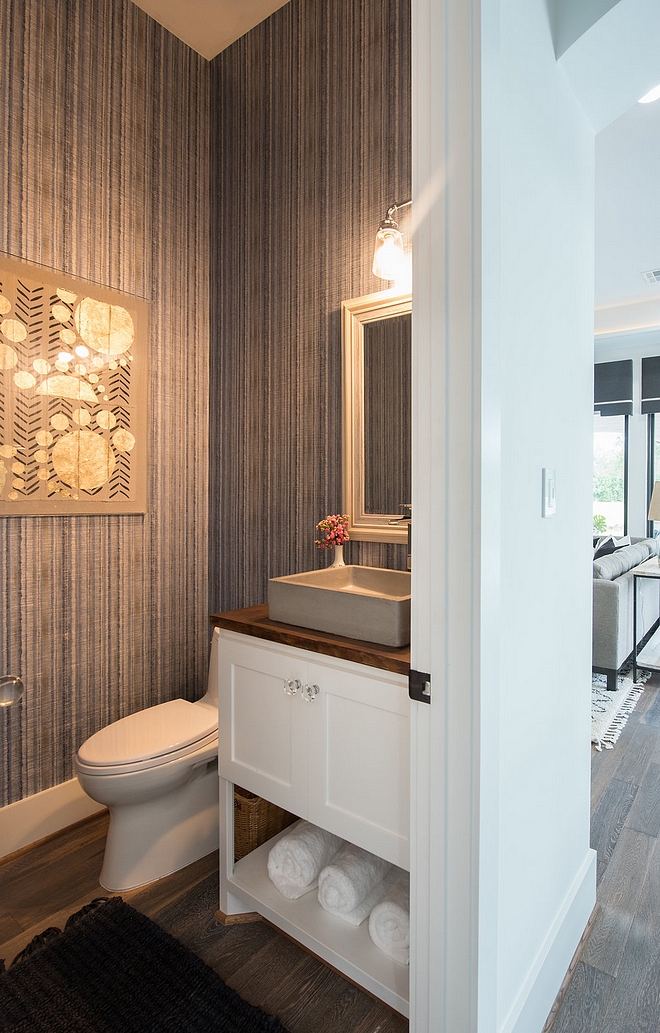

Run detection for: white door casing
[[410, 0, 483, 1030]]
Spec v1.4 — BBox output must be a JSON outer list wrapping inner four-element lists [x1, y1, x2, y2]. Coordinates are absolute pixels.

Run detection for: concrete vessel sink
[[268, 565, 411, 647]]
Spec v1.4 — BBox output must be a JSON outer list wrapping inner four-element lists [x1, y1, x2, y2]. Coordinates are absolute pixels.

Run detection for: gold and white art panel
[[0, 256, 147, 515]]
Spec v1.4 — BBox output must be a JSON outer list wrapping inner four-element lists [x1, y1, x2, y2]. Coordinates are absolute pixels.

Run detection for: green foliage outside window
[[593, 415, 625, 537], [593, 429, 624, 501], [593, 475, 624, 502]]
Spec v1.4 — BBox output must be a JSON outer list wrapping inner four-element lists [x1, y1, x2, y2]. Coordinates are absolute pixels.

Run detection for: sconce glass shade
[[373, 223, 406, 280]]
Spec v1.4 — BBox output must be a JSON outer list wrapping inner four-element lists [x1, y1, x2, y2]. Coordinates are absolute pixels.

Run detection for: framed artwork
[[0, 255, 148, 515]]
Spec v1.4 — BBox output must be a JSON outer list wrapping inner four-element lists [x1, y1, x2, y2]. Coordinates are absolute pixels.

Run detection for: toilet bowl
[[76, 630, 221, 892]]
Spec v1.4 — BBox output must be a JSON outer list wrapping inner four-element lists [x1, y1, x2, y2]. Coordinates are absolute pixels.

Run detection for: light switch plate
[[542, 468, 556, 518]]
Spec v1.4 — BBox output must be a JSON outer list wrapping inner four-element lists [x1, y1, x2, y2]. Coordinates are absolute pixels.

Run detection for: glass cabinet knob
[[283, 678, 302, 696]]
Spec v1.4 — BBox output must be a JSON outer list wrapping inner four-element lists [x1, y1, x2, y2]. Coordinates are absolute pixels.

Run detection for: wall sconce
[[372, 200, 412, 281]]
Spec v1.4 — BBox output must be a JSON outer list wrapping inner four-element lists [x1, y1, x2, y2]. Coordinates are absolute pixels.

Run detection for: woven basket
[[233, 785, 297, 861]]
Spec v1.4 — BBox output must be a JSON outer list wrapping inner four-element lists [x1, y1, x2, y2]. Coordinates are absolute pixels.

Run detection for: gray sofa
[[593, 537, 660, 689]]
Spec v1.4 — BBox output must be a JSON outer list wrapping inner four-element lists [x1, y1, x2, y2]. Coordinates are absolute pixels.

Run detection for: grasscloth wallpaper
[[209, 0, 411, 613], [364, 313, 411, 514], [0, 0, 210, 806], [0, 0, 410, 809]]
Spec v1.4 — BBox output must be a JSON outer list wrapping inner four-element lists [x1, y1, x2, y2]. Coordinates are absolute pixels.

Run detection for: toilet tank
[[197, 627, 220, 709]]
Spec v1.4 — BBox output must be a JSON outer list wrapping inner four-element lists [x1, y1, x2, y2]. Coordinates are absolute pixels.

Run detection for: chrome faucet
[[389, 504, 412, 570]]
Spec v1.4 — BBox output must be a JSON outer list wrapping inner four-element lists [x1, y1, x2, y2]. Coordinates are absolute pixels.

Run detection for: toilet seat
[[77, 699, 218, 776]]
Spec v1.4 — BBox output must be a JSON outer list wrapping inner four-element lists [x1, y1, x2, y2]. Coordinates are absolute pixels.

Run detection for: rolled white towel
[[328, 865, 400, 927], [317, 842, 392, 921], [368, 871, 410, 965], [267, 820, 343, 900]]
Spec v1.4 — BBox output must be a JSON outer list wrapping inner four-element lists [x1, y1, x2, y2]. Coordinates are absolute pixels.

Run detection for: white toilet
[[76, 629, 221, 892]]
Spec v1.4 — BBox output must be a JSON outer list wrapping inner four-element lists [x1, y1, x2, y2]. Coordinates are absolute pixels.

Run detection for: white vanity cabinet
[[217, 630, 410, 867], [217, 632, 309, 819], [216, 626, 410, 1014]]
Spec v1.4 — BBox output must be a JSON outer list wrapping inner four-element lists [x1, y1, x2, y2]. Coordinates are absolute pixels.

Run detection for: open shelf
[[226, 826, 409, 1016]]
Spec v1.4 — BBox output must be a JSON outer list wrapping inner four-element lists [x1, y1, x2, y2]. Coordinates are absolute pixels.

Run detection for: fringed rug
[[0, 896, 289, 1033], [591, 671, 646, 750]]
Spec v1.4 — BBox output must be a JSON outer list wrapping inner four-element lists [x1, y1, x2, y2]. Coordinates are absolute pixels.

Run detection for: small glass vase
[[329, 544, 346, 568]]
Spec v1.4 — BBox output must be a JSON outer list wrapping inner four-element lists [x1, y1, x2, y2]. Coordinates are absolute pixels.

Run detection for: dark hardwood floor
[[546, 671, 660, 1033], [2, 675, 659, 1033], [0, 813, 407, 1033]]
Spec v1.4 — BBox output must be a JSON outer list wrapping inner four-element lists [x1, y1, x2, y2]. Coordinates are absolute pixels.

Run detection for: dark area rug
[[0, 896, 289, 1032]]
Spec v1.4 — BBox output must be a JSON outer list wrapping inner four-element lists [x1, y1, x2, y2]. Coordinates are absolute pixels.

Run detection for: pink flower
[[315, 513, 350, 549]]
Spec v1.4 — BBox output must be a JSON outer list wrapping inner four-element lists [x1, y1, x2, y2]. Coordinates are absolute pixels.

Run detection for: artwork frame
[[0, 255, 148, 516]]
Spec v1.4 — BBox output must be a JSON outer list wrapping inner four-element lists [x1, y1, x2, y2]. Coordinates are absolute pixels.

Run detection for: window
[[642, 356, 660, 538], [647, 413, 660, 538], [593, 412, 628, 536]]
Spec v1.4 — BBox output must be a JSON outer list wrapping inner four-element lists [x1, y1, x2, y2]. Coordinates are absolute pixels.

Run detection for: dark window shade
[[594, 360, 633, 416], [642, 356, 660, 413]]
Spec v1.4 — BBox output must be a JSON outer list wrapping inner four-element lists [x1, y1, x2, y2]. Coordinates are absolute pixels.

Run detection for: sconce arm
[[385, 199, 412, 224]]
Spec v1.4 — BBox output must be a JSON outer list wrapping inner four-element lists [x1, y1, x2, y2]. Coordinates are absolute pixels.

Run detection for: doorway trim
[[409, 0, 483, 1029]]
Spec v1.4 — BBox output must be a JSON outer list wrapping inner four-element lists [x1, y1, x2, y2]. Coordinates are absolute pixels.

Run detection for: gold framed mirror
[[342, 289, 412, 543]]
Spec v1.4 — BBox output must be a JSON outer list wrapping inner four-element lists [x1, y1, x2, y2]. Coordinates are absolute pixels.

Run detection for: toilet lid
[[78, 699, 218, 767]]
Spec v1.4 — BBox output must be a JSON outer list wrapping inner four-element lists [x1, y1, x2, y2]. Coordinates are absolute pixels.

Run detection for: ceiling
[[595, 98, 660, 335], [557, 0, 660, 337], [135, 0, 660, 338], [131, 0, 289, 60]]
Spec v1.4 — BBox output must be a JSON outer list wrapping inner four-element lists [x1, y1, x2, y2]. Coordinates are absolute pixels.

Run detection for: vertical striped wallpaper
[[0, 0, 411, 807], [364, 313, 412, 514], [209, 0, 412, 614], [0, 0, 210, 806]]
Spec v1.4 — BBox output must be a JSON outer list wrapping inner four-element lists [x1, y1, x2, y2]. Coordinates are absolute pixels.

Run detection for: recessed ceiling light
[[639, 84, 660, 104]]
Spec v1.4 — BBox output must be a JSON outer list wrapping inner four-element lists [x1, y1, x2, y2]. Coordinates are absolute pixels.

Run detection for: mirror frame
[[341, 288, 412, 543]]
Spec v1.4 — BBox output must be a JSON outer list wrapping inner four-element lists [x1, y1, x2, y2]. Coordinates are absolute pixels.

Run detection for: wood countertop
[[210, 605, 410, 676]]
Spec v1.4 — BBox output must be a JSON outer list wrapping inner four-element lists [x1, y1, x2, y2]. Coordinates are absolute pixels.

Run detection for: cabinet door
[[217, 634, 307, 817], [306, 658, 410, 868]]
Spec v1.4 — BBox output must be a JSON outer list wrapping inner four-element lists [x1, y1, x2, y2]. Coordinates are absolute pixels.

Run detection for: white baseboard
[[500, 848, 597, 1033], [0, 778, 105, 859]]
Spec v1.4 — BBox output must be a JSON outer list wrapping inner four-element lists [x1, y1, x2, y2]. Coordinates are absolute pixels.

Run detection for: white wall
[[595, 328, 660, 536], [412, 0, 597, 1028], [483, 0, 597, 1029]]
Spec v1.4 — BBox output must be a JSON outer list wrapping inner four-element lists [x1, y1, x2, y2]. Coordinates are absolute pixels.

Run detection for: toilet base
[[99, 759, 219, 891]]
